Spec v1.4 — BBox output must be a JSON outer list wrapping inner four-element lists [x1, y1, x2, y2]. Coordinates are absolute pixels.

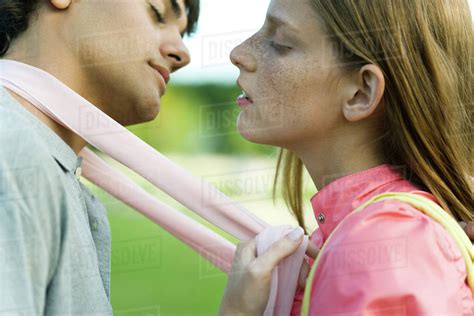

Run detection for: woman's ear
[[50, 0, 72, 10], [342, 64, 385, 122]]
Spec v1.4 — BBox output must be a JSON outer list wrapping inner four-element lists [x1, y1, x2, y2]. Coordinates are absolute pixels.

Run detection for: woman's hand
[[460, 221, 474, 242], [219, 227, 311, 316], [219, 221, 472, 316], [297, 241, 320, 289]]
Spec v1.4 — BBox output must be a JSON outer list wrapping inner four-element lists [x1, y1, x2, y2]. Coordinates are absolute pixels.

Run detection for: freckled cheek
[[258, 62, 314, 127], [258, 63, 294, 108]]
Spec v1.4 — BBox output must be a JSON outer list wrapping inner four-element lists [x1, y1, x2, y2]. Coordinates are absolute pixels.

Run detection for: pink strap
[[0, 59, 306, 315], [81, 147, 236, 272], [256, 227, 308, 316]]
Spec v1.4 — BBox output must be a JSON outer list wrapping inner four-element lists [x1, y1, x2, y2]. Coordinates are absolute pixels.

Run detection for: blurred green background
[[82, 0, 474, 312], [84, 84, 317, 316]]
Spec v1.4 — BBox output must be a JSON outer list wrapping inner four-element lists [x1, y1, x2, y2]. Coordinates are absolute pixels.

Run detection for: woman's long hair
[[274, 0, 473, 229]]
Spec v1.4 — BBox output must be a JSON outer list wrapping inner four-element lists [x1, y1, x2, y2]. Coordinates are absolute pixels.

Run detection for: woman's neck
[[294, 132, 386, 190]]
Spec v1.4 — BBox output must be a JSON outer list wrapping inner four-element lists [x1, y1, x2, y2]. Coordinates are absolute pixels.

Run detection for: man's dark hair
[[0, 0, 200, 57]]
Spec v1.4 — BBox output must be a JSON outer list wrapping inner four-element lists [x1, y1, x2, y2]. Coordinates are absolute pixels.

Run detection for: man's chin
[[118, 103, 161, 126], [141, 102, 161, 123], [138, 96, 162, 121]]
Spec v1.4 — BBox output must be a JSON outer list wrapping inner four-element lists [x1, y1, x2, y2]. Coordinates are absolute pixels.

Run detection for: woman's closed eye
[[269, 40, 292, 54]]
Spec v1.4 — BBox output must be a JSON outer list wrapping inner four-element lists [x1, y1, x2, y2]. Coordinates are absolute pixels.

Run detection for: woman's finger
[[233, 239, 257, 266], [460, 221, 474, 242], [298, 260, 310, 289], [253, 227, 305, 275], [306, 241, 319, 259]]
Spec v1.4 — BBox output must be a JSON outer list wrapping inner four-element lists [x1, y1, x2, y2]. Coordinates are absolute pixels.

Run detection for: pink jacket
[[291, 164, 474, 315]]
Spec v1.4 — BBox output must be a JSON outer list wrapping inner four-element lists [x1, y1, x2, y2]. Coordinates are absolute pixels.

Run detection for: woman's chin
[[237, 115, 259, 143], [237, 121, 293, 149], [237, 122, 274, 145], [238, 127, 257, 143], [237, 113, 287, 146]]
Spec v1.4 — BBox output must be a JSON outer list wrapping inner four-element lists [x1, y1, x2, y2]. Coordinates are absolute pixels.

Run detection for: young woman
[[220, 0, 473, 315]]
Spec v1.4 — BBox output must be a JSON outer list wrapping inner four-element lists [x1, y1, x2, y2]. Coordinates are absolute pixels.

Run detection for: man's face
[[66, 0, 194, 125]]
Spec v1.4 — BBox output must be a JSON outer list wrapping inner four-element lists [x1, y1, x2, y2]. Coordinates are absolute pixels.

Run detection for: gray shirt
[[0, 86, 112, 315]]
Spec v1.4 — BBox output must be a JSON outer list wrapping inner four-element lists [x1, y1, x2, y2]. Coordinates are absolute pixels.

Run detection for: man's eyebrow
[[169, 0, 183, 18]]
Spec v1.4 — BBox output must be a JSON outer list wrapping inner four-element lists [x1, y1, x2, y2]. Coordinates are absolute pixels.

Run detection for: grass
[[85, 153, 317, 316]]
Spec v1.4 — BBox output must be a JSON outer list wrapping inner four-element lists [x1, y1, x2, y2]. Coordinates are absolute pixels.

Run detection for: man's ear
[[50, 0, 72, 10], [342, 64, 385, 122]]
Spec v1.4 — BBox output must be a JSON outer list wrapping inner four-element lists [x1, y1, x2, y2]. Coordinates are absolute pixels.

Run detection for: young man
[[0, 0, 198, 314]]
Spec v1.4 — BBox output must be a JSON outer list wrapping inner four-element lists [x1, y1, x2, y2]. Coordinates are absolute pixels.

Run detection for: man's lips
[[149, 62, 170, 83], [148, 62, 170, 95]]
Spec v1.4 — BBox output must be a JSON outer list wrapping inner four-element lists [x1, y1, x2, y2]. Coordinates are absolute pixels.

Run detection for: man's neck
[[3, 51, 88, 154], [5, 83, 87, 155]]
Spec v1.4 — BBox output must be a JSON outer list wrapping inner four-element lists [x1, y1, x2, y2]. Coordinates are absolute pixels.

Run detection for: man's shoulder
[[0, 91, 47, 148], [0, 87, 57, 163], [0, 99, 66, 203], [0, 109, 56, 170]]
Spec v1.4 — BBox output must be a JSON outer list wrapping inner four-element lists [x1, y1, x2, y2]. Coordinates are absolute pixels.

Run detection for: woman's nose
[[230, 38, 257, 72]]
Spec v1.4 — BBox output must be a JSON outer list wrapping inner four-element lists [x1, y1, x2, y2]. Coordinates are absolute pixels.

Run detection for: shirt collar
[[310, 164, 404, 239], [0, 86, 81, 174]]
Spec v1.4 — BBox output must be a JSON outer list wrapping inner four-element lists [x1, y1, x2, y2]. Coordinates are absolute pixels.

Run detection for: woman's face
[[67, 0, 191, 125], [230, 0, 348, 150]]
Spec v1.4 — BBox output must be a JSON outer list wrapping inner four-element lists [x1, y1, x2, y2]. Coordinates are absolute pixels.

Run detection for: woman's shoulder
[[307, 193, 473, 315], [332, 193, 464, 267]]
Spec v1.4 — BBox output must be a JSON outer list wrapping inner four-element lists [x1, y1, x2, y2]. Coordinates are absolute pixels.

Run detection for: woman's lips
[[237, 93, 254, 107], [236, 80, 254, 107]]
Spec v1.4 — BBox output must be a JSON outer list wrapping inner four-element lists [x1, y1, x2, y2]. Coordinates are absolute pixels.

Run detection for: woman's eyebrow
[[266, 14, 299, 33]]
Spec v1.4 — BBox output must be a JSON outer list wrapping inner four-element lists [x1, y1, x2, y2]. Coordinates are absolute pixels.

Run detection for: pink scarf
[[0, 59, 308, 316]]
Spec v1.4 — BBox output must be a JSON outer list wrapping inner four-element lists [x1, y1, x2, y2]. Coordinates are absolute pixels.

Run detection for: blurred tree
[[127, 84, 274, 156]]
